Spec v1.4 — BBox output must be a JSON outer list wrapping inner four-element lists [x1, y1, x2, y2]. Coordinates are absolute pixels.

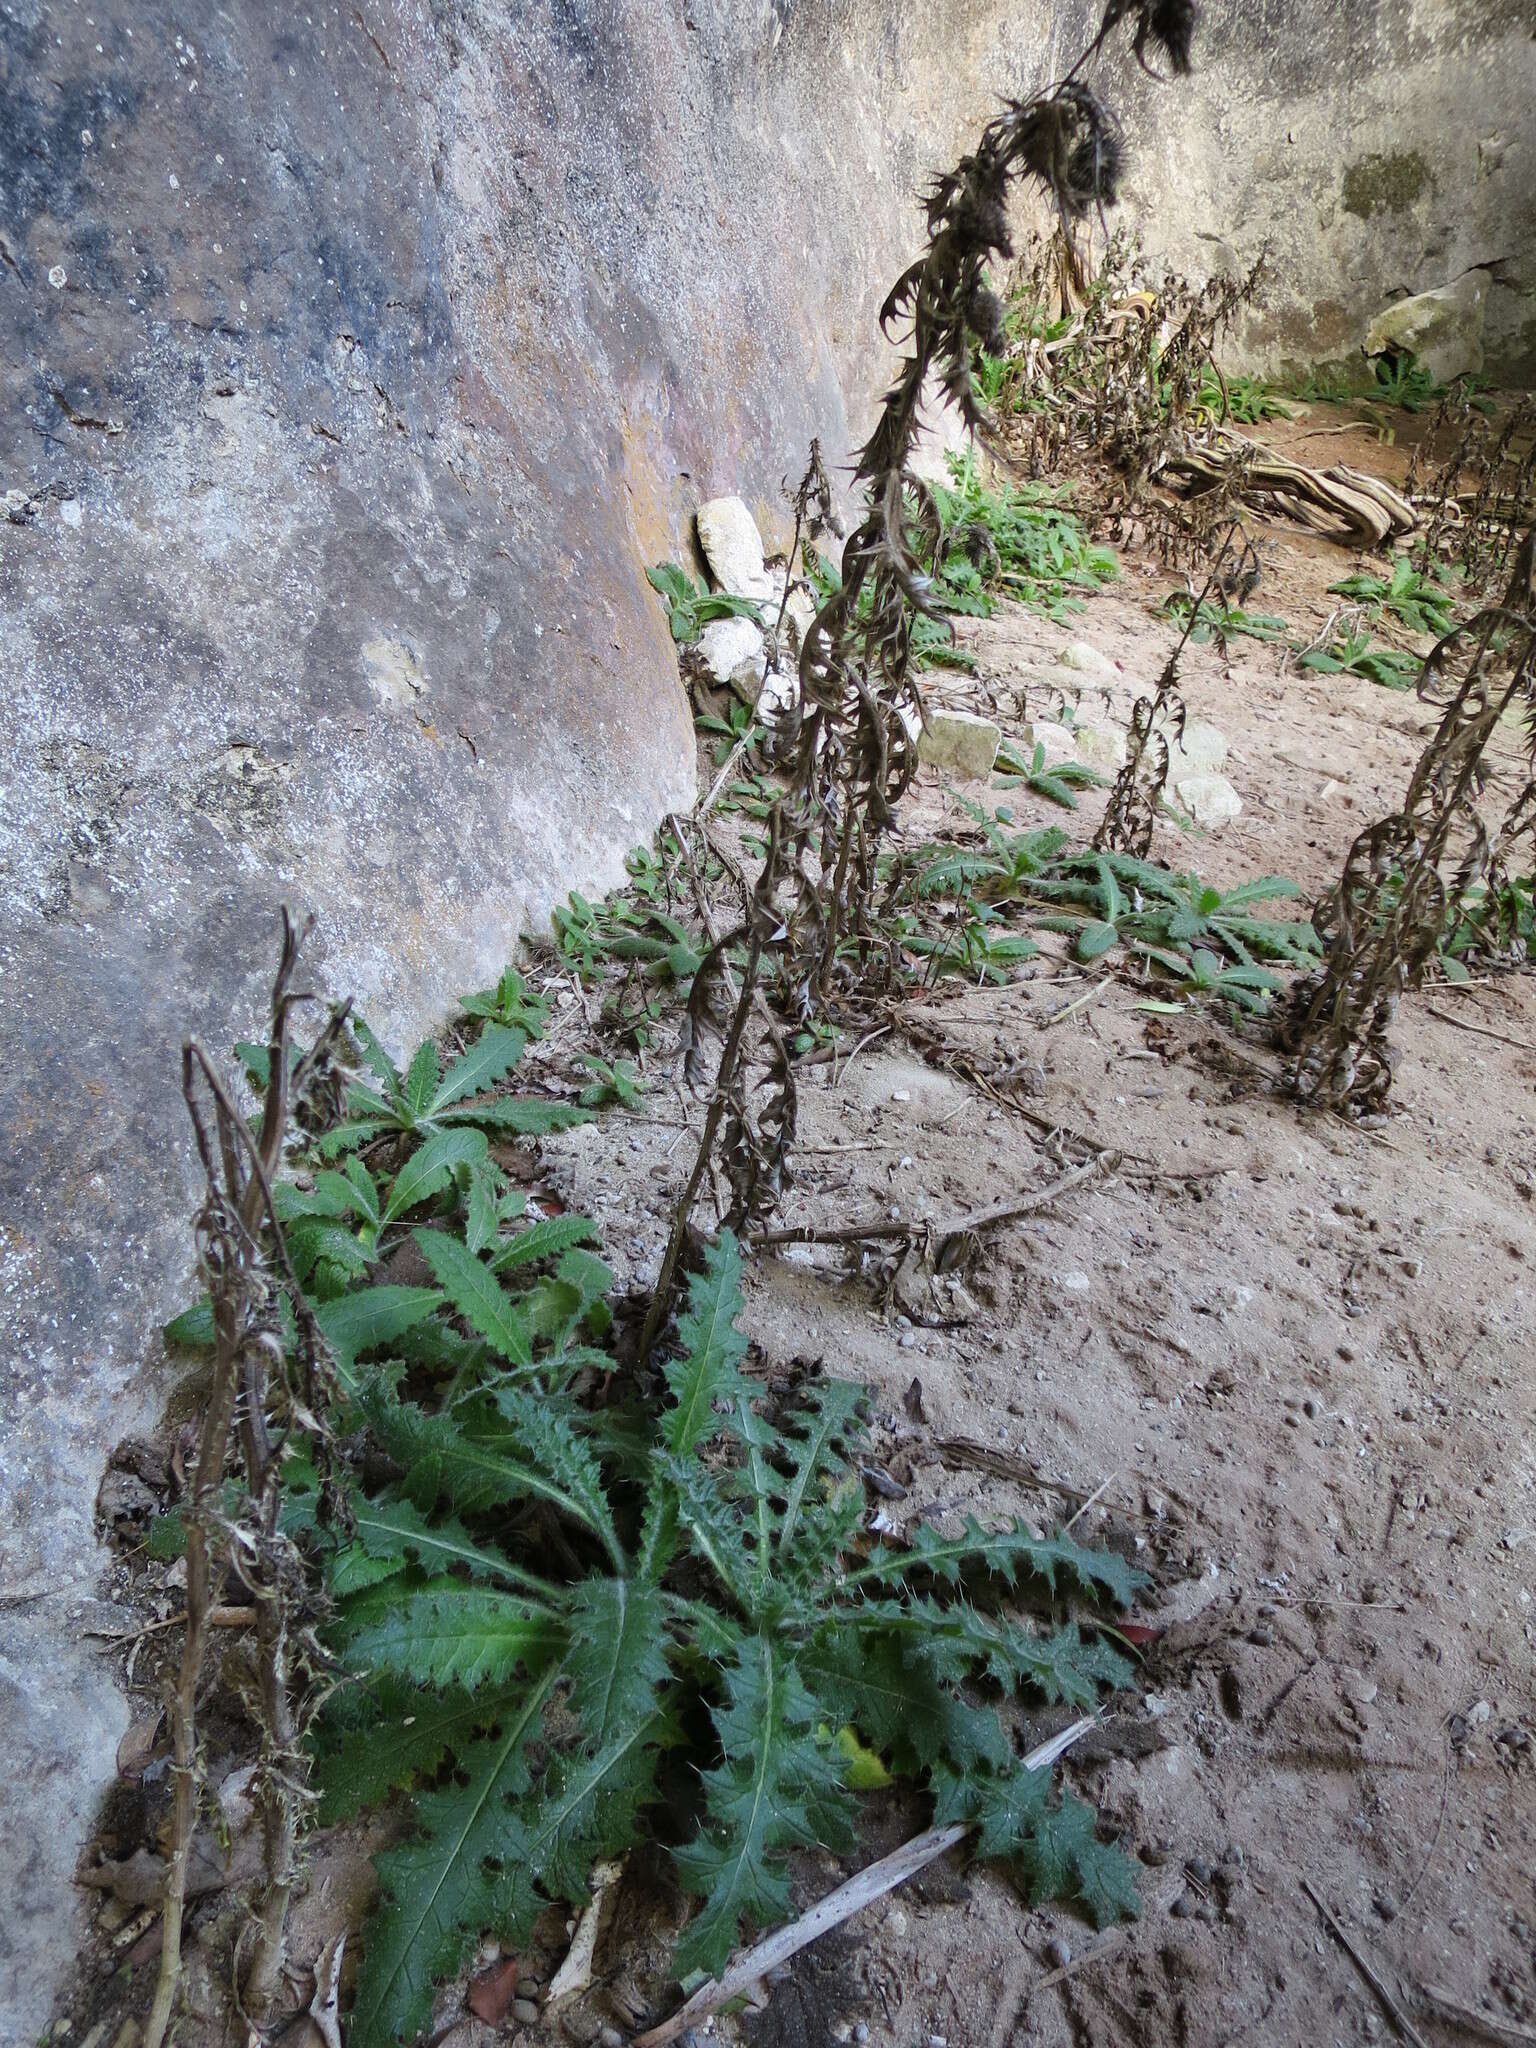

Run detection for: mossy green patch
[[1343, 151, 1431, 219]]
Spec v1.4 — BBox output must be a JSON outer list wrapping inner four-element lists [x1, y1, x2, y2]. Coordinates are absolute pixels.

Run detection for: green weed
[[647, 562, 763, 644], [1155, 591, 1291, 649], [1299, 629, 1422, 691], [1326, 555, 1457, 638], [1198, 371, 1291, 424], [994, 740, 1107, 812]]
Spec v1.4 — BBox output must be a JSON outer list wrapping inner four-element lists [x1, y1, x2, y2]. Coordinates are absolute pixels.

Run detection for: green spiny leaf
[[338, 1581, 563, 1690], [663, 1230, 754, 1454], [430, 1023, 527, 1113], [563, 1578, 671, 1745], [348, 1665, 558, 2048], [382, 1128, 488, 1225], [314, 1285, 442, 1379], [490, 1214, 598, 1273], [671, 1637, 847, 1978], [413, 1229, 533, 1366]]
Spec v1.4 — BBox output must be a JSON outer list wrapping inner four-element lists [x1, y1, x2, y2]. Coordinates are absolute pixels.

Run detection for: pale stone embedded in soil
[[697, 614, 767, 696], [918, 706, 1001, 779], [1363, 270, 1491, 382], [1071, 719, 1128, 772], [696, 496, 777, 601], [1018, 719, 1081, 769], [1174, 771, 1243, 828], [1057, 639, 1116, 678], [1167, 718, 1230, 776]]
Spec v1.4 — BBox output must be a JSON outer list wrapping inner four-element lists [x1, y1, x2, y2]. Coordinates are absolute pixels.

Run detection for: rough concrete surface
[[2, 0, 1534, 2034], [1100, 0, 1536, 382]]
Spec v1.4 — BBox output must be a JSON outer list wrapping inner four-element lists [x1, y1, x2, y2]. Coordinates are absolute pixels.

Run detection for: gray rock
[[1045, 1936, 1072, 1968], [917, 707, 1001, 780], [512, 1998, 541, 2025], [1166, 719, 1229, 777], [1364, 271, 1491, 383], [1071, 719, 1128, 772], [1018, 719, 1081, 769]]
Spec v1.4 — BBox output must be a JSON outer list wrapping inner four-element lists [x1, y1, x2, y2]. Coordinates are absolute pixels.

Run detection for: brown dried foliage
[[1279, 535, 1536, 1115], [642, 2, 1202, 1337]]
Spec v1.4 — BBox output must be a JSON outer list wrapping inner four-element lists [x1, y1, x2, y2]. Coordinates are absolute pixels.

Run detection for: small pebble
[[1247, 1625, 1273, 1647], [512, 1998, 540, 2025], [854, 2027, 869, 2043], [1186, 1856, 1213, 1887], [600, 2031, 624, 2048], [1196, 1901, 1219, 1926], [1045, 1936, 1072, 1968], [1170, 1893, 1194, 1918], [1213, 1863, 1241, 1894]]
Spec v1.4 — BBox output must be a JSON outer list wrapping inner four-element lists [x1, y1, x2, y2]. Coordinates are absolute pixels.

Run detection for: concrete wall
[[1100, 0, 1536, 383]]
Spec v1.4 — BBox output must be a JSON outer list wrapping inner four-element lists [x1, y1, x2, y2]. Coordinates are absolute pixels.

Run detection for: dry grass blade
[[1300, 1877, 1430, 2048], [633, 1718, 1100, 2048]]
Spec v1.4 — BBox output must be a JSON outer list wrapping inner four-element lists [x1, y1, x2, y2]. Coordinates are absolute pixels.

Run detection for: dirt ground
[[542, 410, 1536, 2048], [66, 406, 1536, 2048]]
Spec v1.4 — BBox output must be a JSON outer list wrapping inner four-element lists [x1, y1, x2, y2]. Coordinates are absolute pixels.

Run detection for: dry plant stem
[[749, 1152, 1110, 1249], [635, 1718, 1099, 2048], [144, 914, 323, 2048], [1301, 1877, 1430, 2048], [639, 814, 782, 1360], [1413, 1985, 1536, 2046]]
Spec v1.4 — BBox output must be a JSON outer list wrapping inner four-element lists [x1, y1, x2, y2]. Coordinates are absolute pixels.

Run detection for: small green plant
[[893, 808, 1070, 905], [1298, 628, 1422, 691], [460, 967, 552, 1038], [932, 452, 1119, 624], [901, 902, 1042, 983], [1290, 365, 1355, 404], [1369, 351, 1442, 413], [235, 1221, 1140, 2047], [995, 741, 1107, 812], [1199, 370, 1291, 423], [553, 886, 705, 988], [303, 1015, 591, 1162], [1155, 590, 1291, 650], [576, 1052, 645, 1108], [1326, 555, 1457, 638], [1029, 854, 1318, 985], [646, 562, 763, 644]]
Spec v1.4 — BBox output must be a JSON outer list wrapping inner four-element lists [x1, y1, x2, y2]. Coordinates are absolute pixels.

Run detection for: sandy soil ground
[[541, 410, 1536, 2048], [64, 406, 1536, 2048]]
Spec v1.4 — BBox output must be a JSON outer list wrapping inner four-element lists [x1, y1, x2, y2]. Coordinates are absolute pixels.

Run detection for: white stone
[[1070, 719, 1127, 772], [696, 614, 766, 696], [1363, 270, 1489, 385], [696, 496, 776, 601], [1166, 718, 1228, 777], [1174, 772, 1243, 828], [917, 706, 1001, 780], [1018, 719, 1080, 769], [1057, 640, 1115, 678], [756, 662, 799, 723]]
